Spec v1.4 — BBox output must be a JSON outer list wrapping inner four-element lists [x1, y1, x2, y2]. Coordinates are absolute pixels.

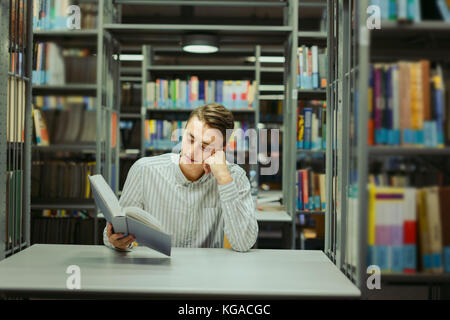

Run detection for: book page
[[123, 206, 162, 231], [88, 175, 122, 219]]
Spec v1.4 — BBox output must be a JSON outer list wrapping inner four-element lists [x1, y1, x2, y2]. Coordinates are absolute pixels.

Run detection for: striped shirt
[[103, 152, 258, 252]]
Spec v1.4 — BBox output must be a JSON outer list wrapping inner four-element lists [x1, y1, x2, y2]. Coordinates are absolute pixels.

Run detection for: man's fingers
[[116, 235, 135, 247], [107, 223, 112, 237], [109, 233, 125, 242]]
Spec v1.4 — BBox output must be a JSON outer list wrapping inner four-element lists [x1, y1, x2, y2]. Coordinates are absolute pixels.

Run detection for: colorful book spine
[[303, 107, 312, 150]]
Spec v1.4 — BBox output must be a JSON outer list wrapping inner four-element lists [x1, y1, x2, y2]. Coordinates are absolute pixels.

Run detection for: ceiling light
[[182, 34, 219, 54]]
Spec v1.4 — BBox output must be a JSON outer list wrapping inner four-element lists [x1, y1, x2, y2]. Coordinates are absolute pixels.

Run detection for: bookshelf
[[30, 0, 121, 245], [328, 0, 450, 299], [0, 0, 33, 260], [24, 0, 329, 252], [293, 3, 329, 249]]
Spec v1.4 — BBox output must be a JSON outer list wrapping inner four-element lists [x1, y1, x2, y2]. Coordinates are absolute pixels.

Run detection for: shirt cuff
[[218, 180, 239, 202]]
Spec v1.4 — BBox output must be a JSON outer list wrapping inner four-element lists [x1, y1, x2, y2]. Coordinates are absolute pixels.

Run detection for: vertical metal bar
[[357, 0, 370, 293], [141, 45, 150, 158], [11, 0, 19, 254], [339, 0, 351, 271], [114, 40, 121, 195], [105, 34, 112, 187], [24, 0, 33, 250], [288, 0, 298, 249], [0, 0, 10, 260], [95, 0, 106, 245], [253, 45, 260, 198], [326, 0, 337, 260], [282, 0, 289, 208], [325, 0, 332, 256]]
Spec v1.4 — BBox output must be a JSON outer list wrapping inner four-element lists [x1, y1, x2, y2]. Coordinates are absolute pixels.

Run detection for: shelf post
[[356, 0, 370, 293], [0, 0, 9, 260]]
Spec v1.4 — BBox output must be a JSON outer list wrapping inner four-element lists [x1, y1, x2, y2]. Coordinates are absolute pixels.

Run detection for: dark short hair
[[187, 103, 235, 147]]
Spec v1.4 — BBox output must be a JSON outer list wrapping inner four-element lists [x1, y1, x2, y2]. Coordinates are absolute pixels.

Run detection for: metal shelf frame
[[328, 0, 450, 299], [29, 0, 122, 245], [0, 0, 33, 260]]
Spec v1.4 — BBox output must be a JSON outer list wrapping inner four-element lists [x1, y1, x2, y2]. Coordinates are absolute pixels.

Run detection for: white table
[[0, 244, 360, 299]]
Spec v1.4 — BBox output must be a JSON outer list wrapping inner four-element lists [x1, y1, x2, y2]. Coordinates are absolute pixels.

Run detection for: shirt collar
[[171, 152, 211, 187]]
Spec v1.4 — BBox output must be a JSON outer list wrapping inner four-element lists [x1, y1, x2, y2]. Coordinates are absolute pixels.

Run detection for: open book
[[88, 174, 171, 256]]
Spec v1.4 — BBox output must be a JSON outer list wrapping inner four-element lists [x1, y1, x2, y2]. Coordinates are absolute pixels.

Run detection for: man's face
[[180, 116, 225, 165]]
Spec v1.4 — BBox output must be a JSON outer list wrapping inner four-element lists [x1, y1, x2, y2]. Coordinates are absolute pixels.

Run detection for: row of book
[[33, 95, 97, 110], [260, 100, 283, 123], [365, 185, 450, 273], [10, 0, 26, 47], [145, 78, 257, 110], [121, 82, 141, 111], [7, 78, 26, 143], [369, 0, 450, 22], [368, 60, 450, 147], [296, 169, 326, 212], [32, 105, 97, 145], [31, 161, 95, 199], [33, 0, 98, 30], [32, 43, 95, 85], [297, 46, 327, 90], [144, 120, 252, 151], [297, 101, 327, 150], [5, 171, 23, 247], [31, 215, 106, 246], [40, 209, 90, 218], [10, 52, 25, 77]]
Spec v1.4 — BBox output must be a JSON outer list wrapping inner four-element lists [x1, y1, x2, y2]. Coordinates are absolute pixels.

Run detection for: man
[[104, 103, 258, 252]]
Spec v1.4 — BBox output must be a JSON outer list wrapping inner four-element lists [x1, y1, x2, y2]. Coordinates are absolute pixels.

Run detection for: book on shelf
[[297, 46, 327, 90], [32, 100, 97, 145], [120, 120, 141, 150], [368, 60, 450, 148], [111, 112, 118, 148], [10, 52, 25, 77], [370, 0, 450, 22], [227, 121, 251, 152], [33, 95, 96, 110], [121, 82, 141, 112], [297, 100, 326, 151], [10, 0, 26, 47], [32, 105, 50, 146], [39, 209, 90, 218], [7, 78, 26, 143], [33, 0, 98, 30], [295, 168, 326, 212], [5, 170, 23, 247], [31, 161, 96, 199], [145, 78, 257, 110], [259, 100, 283, 123], [32, 44, 95, 85], [89, 174, 172, 256], [366, 181, 450, 274], [31, 213, 105, 245], [144, 119, 251, 152]]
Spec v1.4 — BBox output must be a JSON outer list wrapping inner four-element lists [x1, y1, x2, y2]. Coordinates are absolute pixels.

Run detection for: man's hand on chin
[[203, 150, 232, 185]]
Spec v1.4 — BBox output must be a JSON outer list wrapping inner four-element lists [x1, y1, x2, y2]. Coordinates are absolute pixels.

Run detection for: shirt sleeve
[[218, 166, 258, 252], [103, 159, 144, 250]]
